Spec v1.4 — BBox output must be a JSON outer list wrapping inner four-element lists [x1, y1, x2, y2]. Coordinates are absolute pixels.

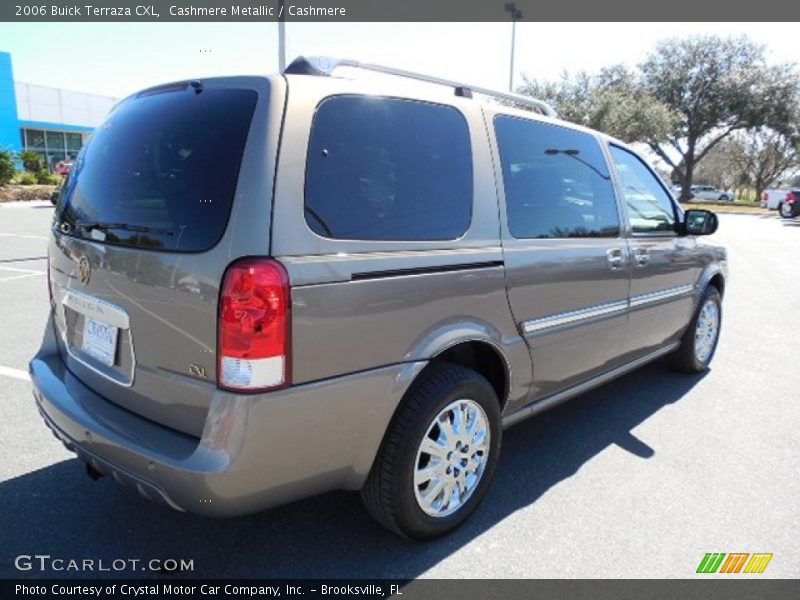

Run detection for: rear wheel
[[362, 362, 502, 540], [779, 202, 796, 219], [670, 286, 722, 373]]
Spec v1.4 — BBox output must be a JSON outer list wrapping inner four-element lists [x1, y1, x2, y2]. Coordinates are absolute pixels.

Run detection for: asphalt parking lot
[[0, 203, 797, 579]]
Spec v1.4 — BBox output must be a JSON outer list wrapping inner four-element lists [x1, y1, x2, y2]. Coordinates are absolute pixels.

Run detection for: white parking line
[[0, 265, 44, 274], [0, 365, 31, 381], [0, 265, 45, 282], [0, 272, 44, 282], [0, 233, 48, 240]]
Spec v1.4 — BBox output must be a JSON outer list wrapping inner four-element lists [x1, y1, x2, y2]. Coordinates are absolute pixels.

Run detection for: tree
[[693, 137, 746, 191], [639, 35, 798, 202], [18, 149, 43, 173], [517, 66, 677, 143], [0, 149, 16, 185], [733, 128, 800, 200]]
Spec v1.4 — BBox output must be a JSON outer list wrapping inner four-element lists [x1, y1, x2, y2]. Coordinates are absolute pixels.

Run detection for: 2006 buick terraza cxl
[[31, 57, 727, 539]]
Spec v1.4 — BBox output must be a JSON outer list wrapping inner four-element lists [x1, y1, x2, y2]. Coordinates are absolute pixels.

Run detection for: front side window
[[494, 116, 620, 239], [304, 96, 473, 241], [609, 145, 676, 233]]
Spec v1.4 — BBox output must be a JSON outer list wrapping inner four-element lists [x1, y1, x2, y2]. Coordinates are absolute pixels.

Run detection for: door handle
[[606, 248, 624, 270], [633, 247, 650, 267]]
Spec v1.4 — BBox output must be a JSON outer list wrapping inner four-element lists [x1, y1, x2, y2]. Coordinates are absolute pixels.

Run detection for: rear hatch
[[48, 77, 276, 437]]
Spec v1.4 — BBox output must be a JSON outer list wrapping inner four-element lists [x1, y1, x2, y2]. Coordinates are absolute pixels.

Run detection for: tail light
[[218, 258, 290, 392], [762, 192, 768, 201], [786, 192, 796, 204]]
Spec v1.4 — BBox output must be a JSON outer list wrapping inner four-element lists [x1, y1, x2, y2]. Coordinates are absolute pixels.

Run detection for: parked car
[[777, 191, 800, 219], [53, 160, 73, 176], [690, 185, 733, 201], [30, 57, 728, 540], [762, 188, 799, 217]]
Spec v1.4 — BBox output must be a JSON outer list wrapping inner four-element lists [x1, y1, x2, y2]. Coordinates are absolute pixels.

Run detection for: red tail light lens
[[762, 192, 768, 201], [218, 258, 290, 392], [786, 192, 796, 204]]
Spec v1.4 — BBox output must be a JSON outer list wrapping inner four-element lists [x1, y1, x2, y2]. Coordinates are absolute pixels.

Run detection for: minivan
[[31, 57, 727, 539]]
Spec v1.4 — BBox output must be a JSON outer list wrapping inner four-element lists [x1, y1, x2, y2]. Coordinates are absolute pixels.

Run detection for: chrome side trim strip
[[502, 341, 681, 428], [629, 284, 694, 308], [520, 284, 696, 335], [522, 299, 628, 335]]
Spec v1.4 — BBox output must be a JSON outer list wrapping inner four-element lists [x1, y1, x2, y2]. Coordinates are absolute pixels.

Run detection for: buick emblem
[[77, 256, 91, 285]]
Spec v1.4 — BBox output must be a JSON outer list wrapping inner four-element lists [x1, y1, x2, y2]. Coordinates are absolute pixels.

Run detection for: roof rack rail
[[283, 56, 558, 118]]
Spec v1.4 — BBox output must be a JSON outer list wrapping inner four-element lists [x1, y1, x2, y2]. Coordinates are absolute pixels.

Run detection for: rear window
[[304, 95, 472, 241], [58, 85, 258, 252]]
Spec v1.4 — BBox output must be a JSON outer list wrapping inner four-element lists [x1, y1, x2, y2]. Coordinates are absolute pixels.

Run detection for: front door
[[607, 144, 699, 356]]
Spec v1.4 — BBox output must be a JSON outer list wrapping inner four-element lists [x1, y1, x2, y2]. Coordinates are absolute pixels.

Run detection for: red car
[[53, 160, 73, 176]]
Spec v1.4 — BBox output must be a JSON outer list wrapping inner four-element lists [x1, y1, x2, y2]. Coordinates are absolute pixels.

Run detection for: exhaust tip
[[85, 463, 105, 481]]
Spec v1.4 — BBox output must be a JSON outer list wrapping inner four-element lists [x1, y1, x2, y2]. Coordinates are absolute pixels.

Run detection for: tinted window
[[304, 96, 472, 241], [609, 145, 676, 233], [494, 116, 619, 240], [59, 86, 258, 251]]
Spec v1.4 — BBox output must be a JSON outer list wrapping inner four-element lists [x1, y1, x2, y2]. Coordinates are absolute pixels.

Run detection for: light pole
[[278, 0, 286, 72], [505, 3, 522, 92]]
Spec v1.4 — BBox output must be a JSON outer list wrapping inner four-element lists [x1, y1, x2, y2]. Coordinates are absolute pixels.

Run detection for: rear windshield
[[58, 85, 258, 252]]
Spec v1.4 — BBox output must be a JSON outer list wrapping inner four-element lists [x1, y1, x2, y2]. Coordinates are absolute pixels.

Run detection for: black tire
[[361, 362, 502, 540], [779, 202, 797, 219], [670, 286, 722, 373]]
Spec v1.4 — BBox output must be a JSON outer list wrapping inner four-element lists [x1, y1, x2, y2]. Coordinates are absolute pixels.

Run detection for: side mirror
[[682, 209, 718, 236], [49, 189, 60, 206]]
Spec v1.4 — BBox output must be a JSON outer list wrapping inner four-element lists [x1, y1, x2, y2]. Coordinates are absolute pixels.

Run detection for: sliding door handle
[[633, 247, 650, 267], [607, 248, 625, 270]]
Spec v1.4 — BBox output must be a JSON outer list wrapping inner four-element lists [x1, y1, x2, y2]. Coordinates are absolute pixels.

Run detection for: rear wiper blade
[[75, 221, 174, 236]]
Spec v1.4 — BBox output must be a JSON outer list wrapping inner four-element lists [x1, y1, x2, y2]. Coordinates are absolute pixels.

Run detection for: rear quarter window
[[304, 95, 473, 241], [58, 85, 258, 252]]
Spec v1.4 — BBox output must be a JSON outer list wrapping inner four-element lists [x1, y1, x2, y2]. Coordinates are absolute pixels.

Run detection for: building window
[[25, 129, 45, 150], [66, 133, 82, 154], [21, 127, 85, 170]]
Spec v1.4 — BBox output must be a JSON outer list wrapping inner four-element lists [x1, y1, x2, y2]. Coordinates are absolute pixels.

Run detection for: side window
[[304, 96, 472, 241], [494, 116, 620, 240], [609, 145, 676, 233]]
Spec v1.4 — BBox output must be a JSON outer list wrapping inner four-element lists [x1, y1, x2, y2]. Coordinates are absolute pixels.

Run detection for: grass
[[683, 200, 770, 215]]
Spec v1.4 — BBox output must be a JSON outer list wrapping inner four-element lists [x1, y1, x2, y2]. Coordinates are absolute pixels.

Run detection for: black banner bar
[[3, 0, 800, 22], [3, 580, 799, 600]]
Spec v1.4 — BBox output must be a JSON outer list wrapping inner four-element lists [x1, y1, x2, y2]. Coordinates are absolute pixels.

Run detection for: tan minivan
[[31, 57, 727, 539]]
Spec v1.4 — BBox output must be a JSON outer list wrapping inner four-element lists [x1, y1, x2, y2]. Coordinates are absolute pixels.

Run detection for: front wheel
[[362, 362, 502, 540], [670, 286, 722, 373]]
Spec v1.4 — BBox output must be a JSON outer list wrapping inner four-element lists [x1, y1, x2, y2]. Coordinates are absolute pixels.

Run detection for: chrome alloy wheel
[[695, 298, 720, 363], [413, 398, 490, 518]]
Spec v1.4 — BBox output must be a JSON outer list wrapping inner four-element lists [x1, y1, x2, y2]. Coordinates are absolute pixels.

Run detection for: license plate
[[82, 317, 119, 367]]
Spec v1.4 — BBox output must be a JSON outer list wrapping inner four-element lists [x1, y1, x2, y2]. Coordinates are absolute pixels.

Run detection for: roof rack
[[283, 56, 558, 119]]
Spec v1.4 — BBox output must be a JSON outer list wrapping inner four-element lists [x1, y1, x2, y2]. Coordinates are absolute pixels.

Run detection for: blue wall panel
[[0, 52, 21, 154]]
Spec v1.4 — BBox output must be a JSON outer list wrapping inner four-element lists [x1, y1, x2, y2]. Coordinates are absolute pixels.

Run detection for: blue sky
[[0, 22, 798, 99]]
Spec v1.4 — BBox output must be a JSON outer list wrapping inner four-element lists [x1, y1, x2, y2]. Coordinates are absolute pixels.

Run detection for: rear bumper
[[30, 315, 426, 516]]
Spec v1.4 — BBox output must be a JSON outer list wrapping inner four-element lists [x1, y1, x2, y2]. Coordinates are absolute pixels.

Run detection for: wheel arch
[[427, 339, 511, 410], [697, 265, 725, 299]]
